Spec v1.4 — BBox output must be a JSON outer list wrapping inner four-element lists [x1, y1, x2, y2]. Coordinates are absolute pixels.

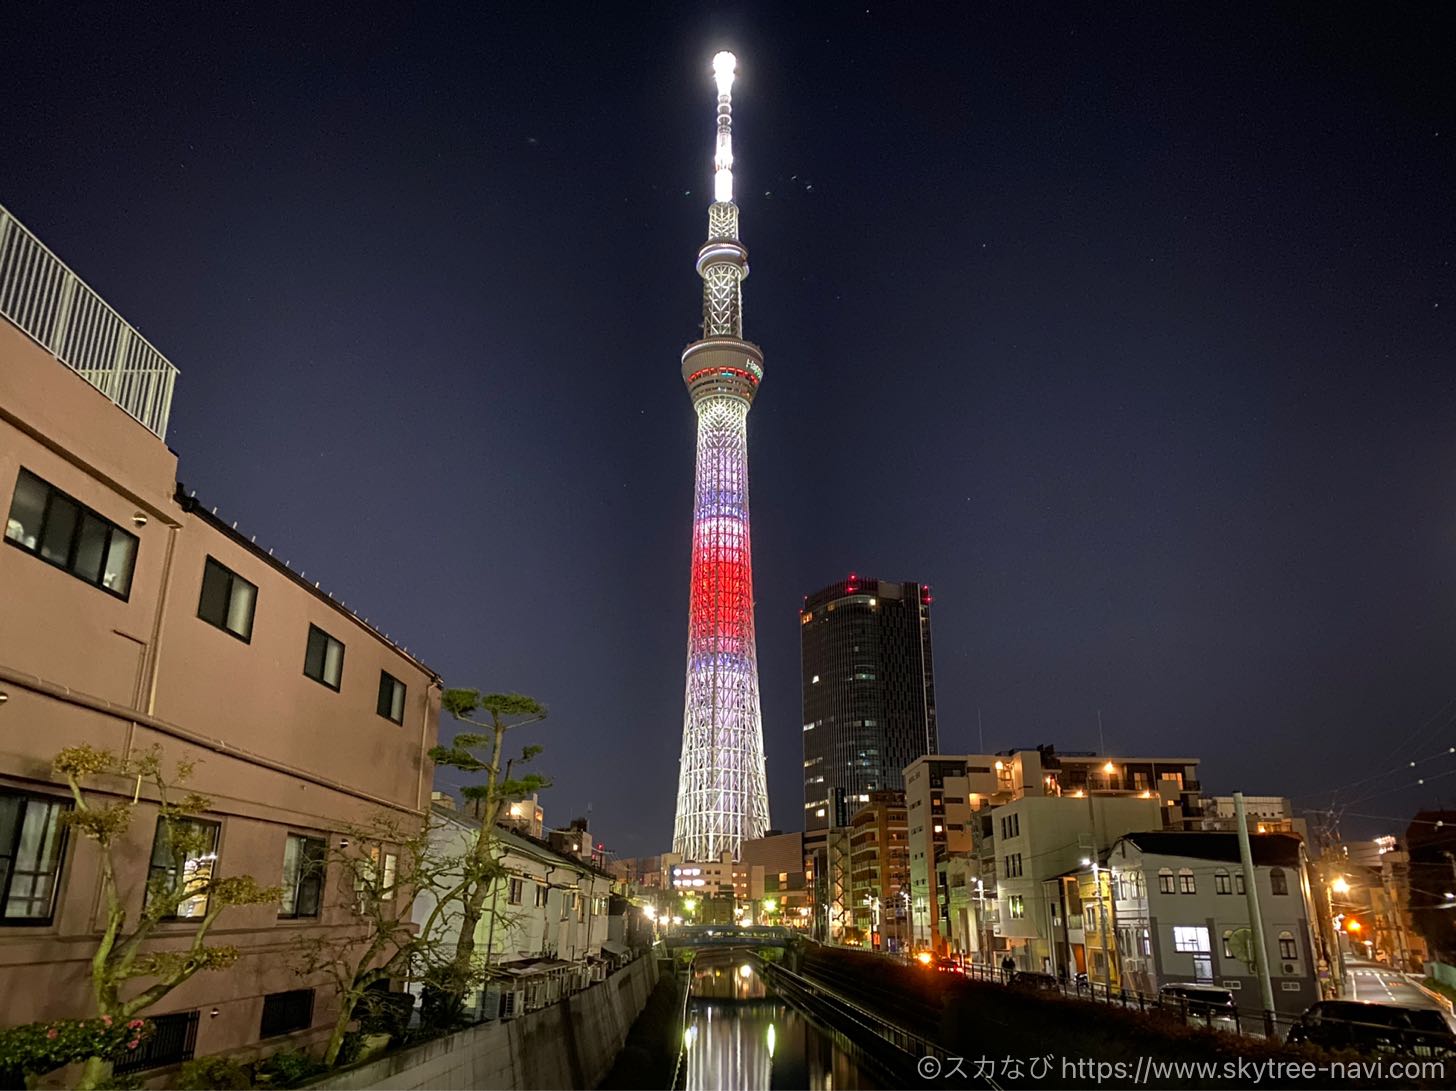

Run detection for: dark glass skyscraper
[[800, 576, 939, 833]]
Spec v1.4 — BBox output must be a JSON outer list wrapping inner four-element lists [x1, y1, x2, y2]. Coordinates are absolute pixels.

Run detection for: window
[[377, 672, 407, 724], [1178, 868, 1196, 894], [1223, 929, 1234, 957], [507, 877, 524, 905], [1269, 867, 1288, 895], [147, 817, 219, 919], [1215, 869, 1232, 895], [534, 882, 548, 908], [279, 834, 325, 919], [355, 846, 397, 909], [112, 1010, 199, 1074], [0, 790, 70, 922], [1192, 954, 1213, 982], [1158, 868, 1175, 894], [1007, 894, 1025, 920], [1172, 926, 1210, 953], [5, 469, 138, 597], [999, 814, 1020, 839], [260, 988, 315, 1038], [1003, 854, 1023, 878], [303, 625, 345, 690], [197, 557, 256, 641], [1235, 872, 1246, 895], [1278, 930, 1298, 960]]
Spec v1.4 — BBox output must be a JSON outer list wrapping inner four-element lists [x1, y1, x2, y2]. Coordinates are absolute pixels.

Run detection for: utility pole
[[1235, 793, 1278, 1023]]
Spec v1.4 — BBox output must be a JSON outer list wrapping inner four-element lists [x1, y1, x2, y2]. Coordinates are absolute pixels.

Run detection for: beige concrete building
[[848, 791, 910, 951], [0, 203, 441, 1073], [906, 746, 1201, 954]]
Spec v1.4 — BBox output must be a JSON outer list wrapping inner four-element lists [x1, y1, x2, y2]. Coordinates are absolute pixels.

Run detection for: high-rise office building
[[671, 53, 771, 862], [801, 576, 938, 831]]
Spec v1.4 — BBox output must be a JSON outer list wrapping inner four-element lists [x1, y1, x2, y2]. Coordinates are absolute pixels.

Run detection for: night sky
[[3, 5, 1454, 856]]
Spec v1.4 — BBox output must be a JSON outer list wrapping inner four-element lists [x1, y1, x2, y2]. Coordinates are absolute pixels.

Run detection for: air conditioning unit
[[483, 987, 519, 1020]]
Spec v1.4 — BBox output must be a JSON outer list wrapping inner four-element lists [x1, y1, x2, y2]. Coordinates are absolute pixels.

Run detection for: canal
[[681, 956, 890, 1090]]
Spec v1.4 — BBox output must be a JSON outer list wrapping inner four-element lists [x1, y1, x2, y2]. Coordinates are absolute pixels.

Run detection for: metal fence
[[0, 203, 178, 440]]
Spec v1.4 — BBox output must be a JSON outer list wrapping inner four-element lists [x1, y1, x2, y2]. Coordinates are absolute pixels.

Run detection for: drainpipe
[[136, 520, 181, 756]]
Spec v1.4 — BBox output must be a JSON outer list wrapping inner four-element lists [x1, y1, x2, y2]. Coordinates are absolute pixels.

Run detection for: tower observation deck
[[672, 52, 771, 862]]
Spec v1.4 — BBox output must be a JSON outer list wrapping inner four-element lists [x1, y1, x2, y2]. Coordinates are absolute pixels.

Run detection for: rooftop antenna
[[977, 707, 984, 753], [1098, 709, 1106, 755]]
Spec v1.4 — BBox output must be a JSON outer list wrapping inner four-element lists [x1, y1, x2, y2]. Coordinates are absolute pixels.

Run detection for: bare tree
[[292, 811, 467, 1066]]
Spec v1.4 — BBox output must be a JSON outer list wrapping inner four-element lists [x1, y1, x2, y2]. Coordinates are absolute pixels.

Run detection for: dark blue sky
[[3, 4, 1453, 855]]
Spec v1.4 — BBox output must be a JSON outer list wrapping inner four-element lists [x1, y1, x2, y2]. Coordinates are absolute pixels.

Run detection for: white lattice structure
[[672, 52, 771, 862]]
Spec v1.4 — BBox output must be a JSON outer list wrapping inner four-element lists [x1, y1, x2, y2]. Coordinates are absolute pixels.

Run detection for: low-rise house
[[412, 802, 617, 1019], [1107, 831, 1322, 1013]]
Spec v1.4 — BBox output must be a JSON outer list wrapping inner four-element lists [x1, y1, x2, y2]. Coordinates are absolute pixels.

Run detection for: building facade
[[671, 52, 771, 864], [413, 802, 619, 1019], [0, 202, 441, 1072], [1107, 832, 1322, 1014], [905, 747, 1202, 955], [848, 790, 910, 951], [800, 577, 936, 834]]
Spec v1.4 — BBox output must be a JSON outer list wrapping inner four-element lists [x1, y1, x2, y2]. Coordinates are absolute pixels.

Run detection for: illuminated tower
[[672, 51, 770, 861]]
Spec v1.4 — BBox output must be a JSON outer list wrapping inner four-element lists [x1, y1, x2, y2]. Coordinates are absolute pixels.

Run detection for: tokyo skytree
[[671, 51, 770, 861]]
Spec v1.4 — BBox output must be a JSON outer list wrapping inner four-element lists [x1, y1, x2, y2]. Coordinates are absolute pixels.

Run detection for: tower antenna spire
[[712, 51, 736, 203]]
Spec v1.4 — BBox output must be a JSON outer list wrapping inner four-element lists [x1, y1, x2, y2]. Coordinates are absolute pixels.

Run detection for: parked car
[[1159, 983, 1239, 1029], [1009, 970, 1060, 991], [1287, 1001, 1456, 1057], [935, 957, 964, 974]]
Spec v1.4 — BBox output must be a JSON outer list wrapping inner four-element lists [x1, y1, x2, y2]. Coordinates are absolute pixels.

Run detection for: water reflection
[[683, 999, 877, 1090]]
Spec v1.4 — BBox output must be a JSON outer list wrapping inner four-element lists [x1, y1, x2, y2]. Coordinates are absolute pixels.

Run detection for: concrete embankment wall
[[310, 955, 658, 1091]]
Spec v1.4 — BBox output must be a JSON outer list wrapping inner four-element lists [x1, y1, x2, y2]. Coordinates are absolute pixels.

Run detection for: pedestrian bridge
[[662, 925, 794, 951]]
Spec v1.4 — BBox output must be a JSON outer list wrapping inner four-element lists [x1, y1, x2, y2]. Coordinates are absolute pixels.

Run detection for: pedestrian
[[1001, 954, 1015, 983]]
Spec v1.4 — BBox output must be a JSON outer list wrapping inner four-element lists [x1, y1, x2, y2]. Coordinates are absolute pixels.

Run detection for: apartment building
[[0, 203, 441, 1071], [1199, 795, 1308, 841], [994, 793, 1165, 976], [847, 791, 910, 951], [906, 746, 1201, 954], [1107, 832, 1323, 1013]]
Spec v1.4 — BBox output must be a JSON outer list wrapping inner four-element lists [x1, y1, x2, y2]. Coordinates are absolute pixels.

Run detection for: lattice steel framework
[[672, 53, 771, 861]]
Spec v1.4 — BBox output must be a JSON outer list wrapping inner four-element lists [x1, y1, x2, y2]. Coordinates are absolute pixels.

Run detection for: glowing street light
[[1331, 876, 1351, 895]]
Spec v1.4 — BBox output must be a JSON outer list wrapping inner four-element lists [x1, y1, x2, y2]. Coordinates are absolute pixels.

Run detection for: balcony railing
[[0, 203, 178, 440]]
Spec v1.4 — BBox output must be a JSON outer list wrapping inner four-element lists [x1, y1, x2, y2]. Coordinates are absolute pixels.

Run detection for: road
[[1345, 959, 1446, 1012]]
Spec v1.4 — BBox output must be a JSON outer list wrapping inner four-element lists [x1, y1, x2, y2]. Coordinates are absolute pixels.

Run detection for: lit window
[[5, 469, 138, 598], [811, 675, 820, 684], [1173, 926, 1210, 953], [1178, 868, 1196, 894], [197, 556, 257, 641], [303, 624, 345, 690], [147, 817, 219, 919], [1158, 868, 1175, 894], [1278, 930, 1297, 960]]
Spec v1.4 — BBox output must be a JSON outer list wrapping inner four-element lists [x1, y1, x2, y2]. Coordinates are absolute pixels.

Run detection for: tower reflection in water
[[684, 961, 873, 1090]]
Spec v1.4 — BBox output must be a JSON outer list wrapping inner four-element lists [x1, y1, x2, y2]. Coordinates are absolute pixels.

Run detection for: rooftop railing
[[0, 203, 178, 441]]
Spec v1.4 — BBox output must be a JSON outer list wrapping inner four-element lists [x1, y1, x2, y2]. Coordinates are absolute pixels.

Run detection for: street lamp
[[1331, 876, 1351, 895]]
